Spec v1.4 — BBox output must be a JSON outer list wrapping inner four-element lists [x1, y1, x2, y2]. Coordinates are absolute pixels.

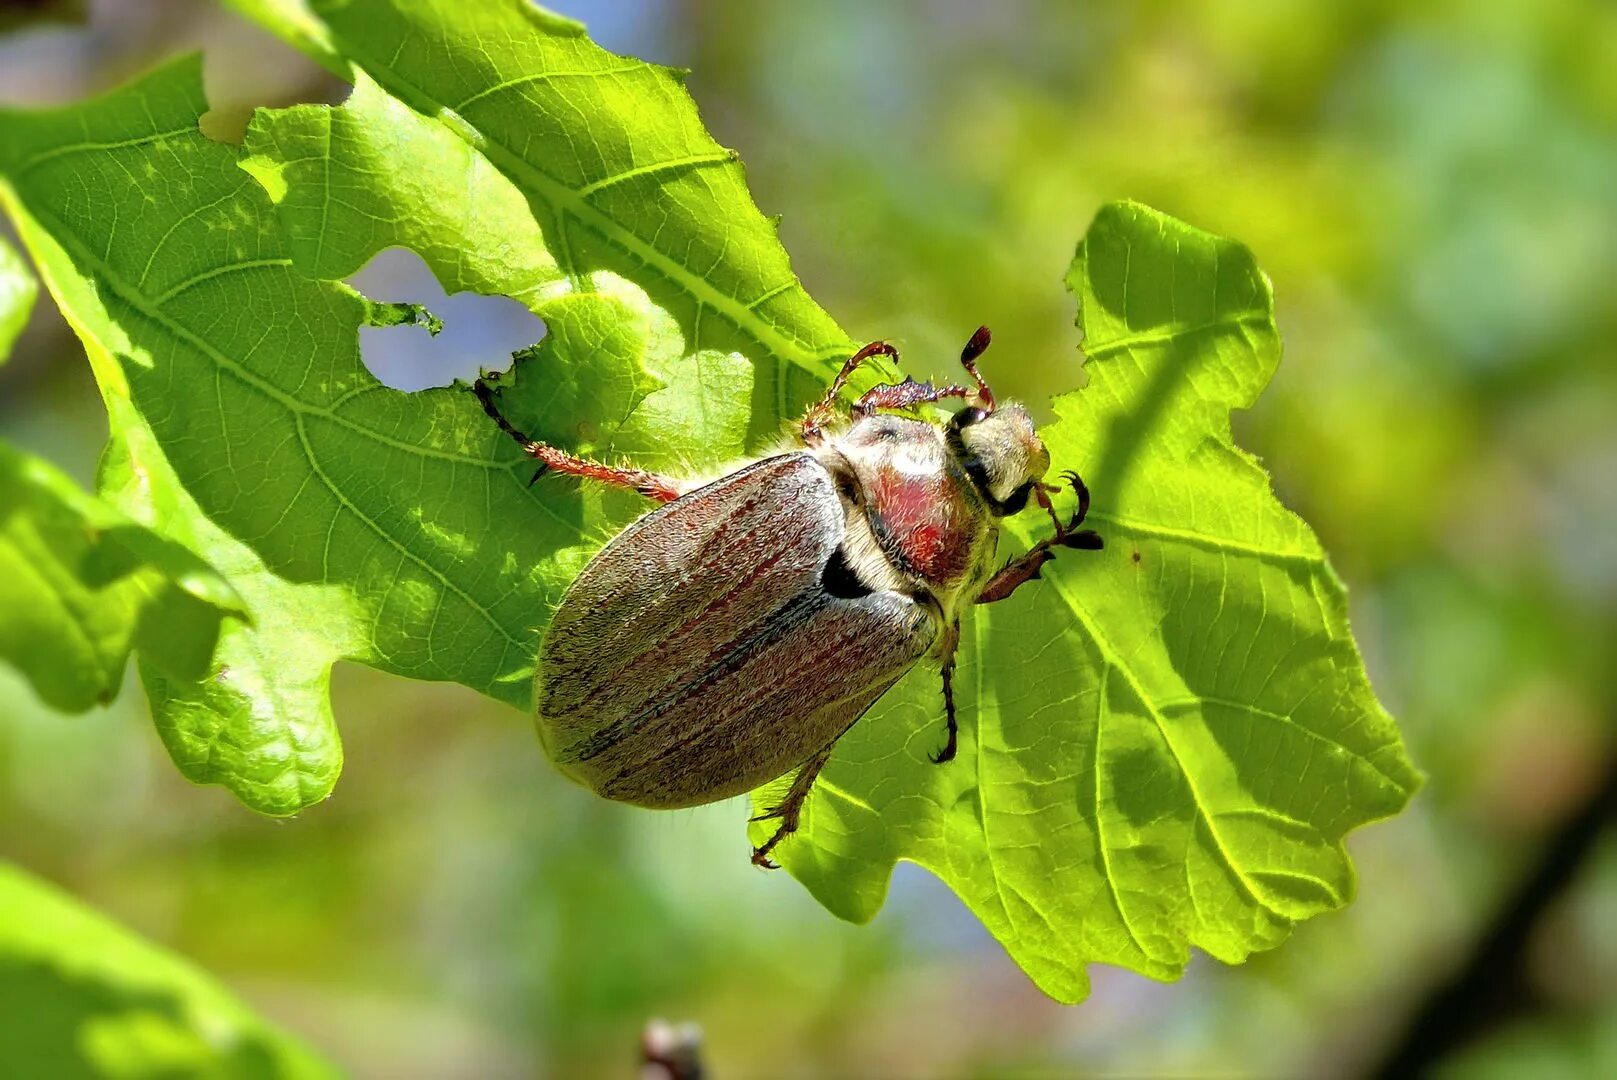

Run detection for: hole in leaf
[[202, 5, 349, 143], [348, 248, 546, 393]]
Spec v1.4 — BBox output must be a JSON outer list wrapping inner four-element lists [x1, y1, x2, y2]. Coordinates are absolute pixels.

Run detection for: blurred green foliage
[[1, 0, 1613, 1076], [0, 863, 334, 1078]]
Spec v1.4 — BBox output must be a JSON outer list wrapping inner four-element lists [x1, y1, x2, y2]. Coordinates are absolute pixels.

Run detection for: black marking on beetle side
[[821, 545, 876, 600], [1131, 549, 1142, 564]]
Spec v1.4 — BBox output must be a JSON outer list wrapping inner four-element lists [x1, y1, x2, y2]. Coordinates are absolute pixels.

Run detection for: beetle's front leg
[[750, 744, 835, 868], [976, 470, 1103, 604]]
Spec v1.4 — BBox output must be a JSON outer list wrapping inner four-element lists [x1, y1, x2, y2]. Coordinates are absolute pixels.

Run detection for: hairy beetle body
[[538, 453, 936, 807], [473, 326, 1102, 865]]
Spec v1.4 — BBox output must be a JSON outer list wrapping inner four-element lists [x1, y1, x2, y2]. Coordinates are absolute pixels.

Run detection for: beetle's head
[[946, 401, 1050, 516]]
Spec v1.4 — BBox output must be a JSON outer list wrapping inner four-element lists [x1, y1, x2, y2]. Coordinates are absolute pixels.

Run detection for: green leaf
[[0, 234, 35, 362], [0, 0, 853, 816], [229, 0, 865, 434], [0, 439, 244, 713], [753, 202, 1420, 1001], [1, 155, 351, 814], [0, 861, 336, 1077], [0, 0, 1419, 1000]]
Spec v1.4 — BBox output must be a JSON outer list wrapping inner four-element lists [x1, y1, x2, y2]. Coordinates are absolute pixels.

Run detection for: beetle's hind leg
[[472, 375, 680, 503], [750, 745, 835, 869]]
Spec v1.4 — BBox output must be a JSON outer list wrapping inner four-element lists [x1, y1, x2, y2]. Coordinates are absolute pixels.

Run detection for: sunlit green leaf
[[755, 203, 1420, 1001], [0, 862, 336, 1077], [0, 439, 243, 713], [0, 0, 1419, 1001], [0, 0, 852, 817], [229, 0, 864, 435]]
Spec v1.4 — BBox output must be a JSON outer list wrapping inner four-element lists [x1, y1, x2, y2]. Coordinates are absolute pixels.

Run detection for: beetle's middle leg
[[472, 376, 680, 503], [976, 469, 1103, 604], [929, 627, 961, 764], [750, 744, 836, 868]]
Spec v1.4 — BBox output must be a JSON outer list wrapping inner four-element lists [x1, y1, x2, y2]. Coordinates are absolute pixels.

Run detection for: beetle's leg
[[976, 469, 1102, 604], [958, 325, 996, 411], [1034, 484, 1066, 538], [929, 625, 961, 764], [472, 376, 681, 503], [853, 378, 973, 416], [1032, 470, 1091, 540], [750, 744, 835, 869], [1058, 469, 1092, 528], [801, 340, 900, 445]]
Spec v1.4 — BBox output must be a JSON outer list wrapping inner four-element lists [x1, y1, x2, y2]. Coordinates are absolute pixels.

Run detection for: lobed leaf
[[228, 0, 864, 434], [755, 203, 1421, 1001], [0, 439, 243, 712], [0, 0, 1420, 1000], [0, 862, 336, 1077], [0, 0, 855, 816]]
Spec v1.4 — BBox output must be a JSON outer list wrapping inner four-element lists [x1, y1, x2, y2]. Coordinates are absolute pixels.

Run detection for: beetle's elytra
[[473, 327, 1102, 867]]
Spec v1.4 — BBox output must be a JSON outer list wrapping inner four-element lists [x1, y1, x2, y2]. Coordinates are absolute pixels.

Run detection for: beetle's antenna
[[960, 325, 996, 412]]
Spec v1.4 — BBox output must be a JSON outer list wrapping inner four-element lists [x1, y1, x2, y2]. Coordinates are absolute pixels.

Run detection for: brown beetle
[[475, 327, 1101, 866]]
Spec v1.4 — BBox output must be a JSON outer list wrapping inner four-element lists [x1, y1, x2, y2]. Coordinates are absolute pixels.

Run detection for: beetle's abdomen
[[536, 453, 936, 808]]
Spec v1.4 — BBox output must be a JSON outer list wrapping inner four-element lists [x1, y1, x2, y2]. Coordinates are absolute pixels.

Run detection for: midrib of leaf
[[1081, 312, 1275, 360], [4, 532, 112, 665], [970, 611, 1016, 940], [1091, 665, 1155, 961], [1041, 564, 1284, 918], [1083, 510, 1328, 567], [17, 197, 529, 658]]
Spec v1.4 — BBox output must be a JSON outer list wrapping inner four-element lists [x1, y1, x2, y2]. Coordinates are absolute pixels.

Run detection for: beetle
[[472, 327, 1102, 867]]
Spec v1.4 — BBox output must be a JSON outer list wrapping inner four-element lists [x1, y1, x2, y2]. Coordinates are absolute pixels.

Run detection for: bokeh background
[[3, 0, 1615, 1076]]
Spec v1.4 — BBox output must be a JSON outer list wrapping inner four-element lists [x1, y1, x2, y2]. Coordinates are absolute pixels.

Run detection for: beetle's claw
[[749, 803, 785, 823], [527, 464, 549, 488], [751, 829, 787, 868], [1058, 469, 1091, 529], [1062, 529, 1104, 551], [929, 743, 957, 765]]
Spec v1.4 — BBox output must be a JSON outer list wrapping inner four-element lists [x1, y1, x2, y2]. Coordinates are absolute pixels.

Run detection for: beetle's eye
[[998, 481, 1034, 516], [950, 406, 989, 431]]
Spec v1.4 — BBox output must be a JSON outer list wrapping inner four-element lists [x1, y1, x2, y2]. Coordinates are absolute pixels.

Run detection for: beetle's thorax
[[814, 405, 1048, 618]]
